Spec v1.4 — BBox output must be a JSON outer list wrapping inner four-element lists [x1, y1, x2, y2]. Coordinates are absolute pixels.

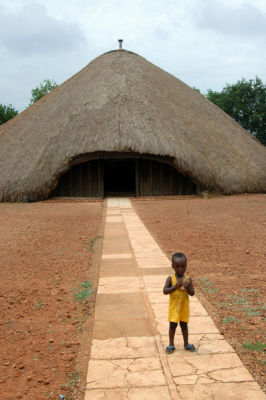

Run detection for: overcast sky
[[1, 0, 266, 111]]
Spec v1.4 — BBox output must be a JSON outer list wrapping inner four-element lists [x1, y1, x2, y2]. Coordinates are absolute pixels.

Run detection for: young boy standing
[[163, 252, 196, 353]]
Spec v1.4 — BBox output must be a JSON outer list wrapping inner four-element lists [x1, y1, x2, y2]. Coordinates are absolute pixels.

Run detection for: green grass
[[227, 294, 251, 306], [203, 281, 213, 286], [76, 315, 85, 331], [216, 293, 263, 317], [246, 308, 261, 317], [198, 277, 218, 294], [202, 287, 219, 294], [201, 190, 209, 198], [241, 288, 259, 292], [7, 319, 15, 329], [88, 235, 102, 252], [51, 278, 60, 284], [73, 281, 92, 302], [215, 301, 228, 308], [199, 277, 209, 282], [35, 300, 43, 309], [222, 315, 240, 324], [242, 341, 266, 352], [68, 371, 79, 389]]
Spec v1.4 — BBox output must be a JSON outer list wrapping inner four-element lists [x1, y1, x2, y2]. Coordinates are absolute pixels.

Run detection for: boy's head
[[172, 252, 187, 276]]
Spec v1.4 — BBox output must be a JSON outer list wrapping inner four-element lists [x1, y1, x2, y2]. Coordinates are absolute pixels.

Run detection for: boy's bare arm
[[163, 276, 181, 295]]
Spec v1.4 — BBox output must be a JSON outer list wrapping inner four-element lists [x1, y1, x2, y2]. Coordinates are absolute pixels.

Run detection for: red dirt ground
[[0, 195, 265, 399], [133, 194, 265, 392], [0, 201, 104, 400]]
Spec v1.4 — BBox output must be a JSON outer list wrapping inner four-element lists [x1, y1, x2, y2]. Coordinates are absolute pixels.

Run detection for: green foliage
[[35, 300, 43, 309], [8, 319, 15, 329], [0, 104, 18, 125], [197, 277, 219, 294], [29, 78, 58, 105], [206, 77, 266, 145], [68, 371, 79, 389], [216, 293, 263, 318], [88, 235, 102, 252], [201, 190, 209, 199], [246, 308, 261, 317], [215, 301, 229, 308], [73, 281, 92, 302], [227, 294, 251, 306], [199, 278, 212, 285], [222, 315, 240, 324], [242, 341, 266, 352], [192, 86, 201, 93], [202, 287, 219, 294]]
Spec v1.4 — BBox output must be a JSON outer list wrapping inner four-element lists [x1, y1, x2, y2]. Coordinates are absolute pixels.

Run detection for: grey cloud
[[191, 0, 266, 37], [0, 3, 86, 55]]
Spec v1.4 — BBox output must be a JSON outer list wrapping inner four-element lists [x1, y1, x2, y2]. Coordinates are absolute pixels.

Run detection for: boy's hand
[[175, 278, 183, 288], [182, 278, 190, 289]]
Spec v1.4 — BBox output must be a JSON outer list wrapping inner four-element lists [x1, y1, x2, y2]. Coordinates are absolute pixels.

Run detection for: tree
[[0, 104, 18, 125], [206, 77, 266, 145], [29, 78, 58, 105], [192, 86, 201, 93]]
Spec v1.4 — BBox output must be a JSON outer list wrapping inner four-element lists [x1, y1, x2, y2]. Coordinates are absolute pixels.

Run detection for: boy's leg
[[179, 321, 189, 347], [169, 321, 178, 347], [180, 321, 196, 351]]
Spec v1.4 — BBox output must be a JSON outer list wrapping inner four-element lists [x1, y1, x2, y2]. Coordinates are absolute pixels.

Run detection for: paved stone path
[[84, 198, 265, 400]]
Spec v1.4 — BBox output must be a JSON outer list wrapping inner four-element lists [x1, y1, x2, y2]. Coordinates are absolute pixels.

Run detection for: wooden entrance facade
[[52, 153, 197, 197]]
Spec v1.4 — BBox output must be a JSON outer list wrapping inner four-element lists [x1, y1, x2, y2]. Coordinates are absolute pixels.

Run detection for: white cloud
[[0, 3, 86, 55], [190, 0, 266, 37], [0, 2, 90, 110]]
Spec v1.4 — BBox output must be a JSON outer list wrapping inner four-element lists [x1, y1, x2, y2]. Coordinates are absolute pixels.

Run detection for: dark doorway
[[104, 159, 136, 196]]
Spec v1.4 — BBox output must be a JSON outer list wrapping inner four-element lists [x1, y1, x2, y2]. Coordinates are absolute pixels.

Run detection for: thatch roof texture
[[0, 49, 265, 201]]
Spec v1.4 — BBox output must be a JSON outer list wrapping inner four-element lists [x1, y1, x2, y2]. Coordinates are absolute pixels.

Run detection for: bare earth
[[0, 201, 104, 400], [132, 194, 265, 392], [0, 195, 265, 399]]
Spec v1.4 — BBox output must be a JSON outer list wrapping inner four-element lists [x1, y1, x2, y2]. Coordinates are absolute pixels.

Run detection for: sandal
[[165, 346, 175, 354], [185, 344, 196, 352]]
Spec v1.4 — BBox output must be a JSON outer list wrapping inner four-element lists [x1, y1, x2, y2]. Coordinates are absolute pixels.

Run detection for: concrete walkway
[[84, 198, 265, 400]]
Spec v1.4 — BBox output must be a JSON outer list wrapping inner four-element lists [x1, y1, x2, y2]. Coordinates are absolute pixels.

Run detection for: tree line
[[1, 77, 265, 145], [0, 79, 57, 124], [193, 76, 265, 146]]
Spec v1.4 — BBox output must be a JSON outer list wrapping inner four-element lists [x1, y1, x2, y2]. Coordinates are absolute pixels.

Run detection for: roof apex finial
[[118, 39, 123, 49]]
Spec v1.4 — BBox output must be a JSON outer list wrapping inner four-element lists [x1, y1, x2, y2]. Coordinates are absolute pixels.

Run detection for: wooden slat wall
[[52, 158, 196, 197], [137, 159, 196, 196], [52, 160, 104, 197]]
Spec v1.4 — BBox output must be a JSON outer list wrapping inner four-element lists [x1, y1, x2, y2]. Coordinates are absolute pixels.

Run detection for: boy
[[163, 252, 196, 353]]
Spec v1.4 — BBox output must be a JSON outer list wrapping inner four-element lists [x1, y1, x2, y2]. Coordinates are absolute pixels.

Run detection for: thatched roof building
[[0, 48, 265, 201]]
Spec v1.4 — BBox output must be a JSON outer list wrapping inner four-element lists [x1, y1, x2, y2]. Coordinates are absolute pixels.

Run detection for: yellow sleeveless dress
[[168, 275, 190, 323]]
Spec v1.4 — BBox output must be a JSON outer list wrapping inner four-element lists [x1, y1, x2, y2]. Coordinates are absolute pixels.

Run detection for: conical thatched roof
[[0, 49, 265, 201]]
